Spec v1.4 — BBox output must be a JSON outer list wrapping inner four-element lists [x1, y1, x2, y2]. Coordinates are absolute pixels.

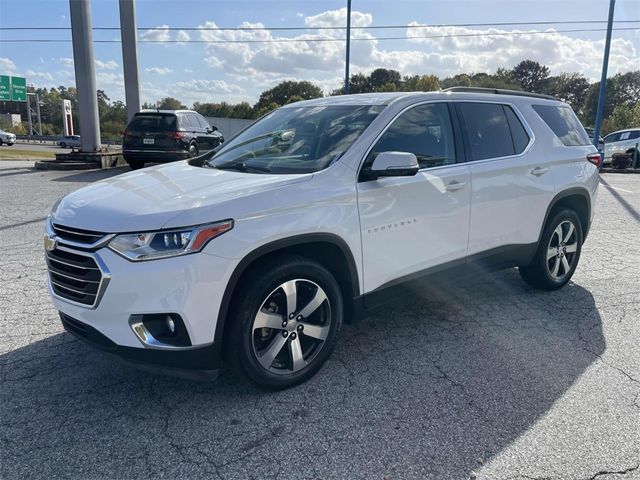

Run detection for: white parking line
[[607, 185, 634, 194]]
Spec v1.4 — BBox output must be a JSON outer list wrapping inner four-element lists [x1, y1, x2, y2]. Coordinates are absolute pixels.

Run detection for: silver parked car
[[0, 128, 16, 146], [57, 135, 81, 148], [603, 128, 640, 165]]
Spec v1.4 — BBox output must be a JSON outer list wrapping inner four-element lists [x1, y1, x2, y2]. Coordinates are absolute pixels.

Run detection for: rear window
[[532, 105, 589, 146], [128, 114, 177, 132]]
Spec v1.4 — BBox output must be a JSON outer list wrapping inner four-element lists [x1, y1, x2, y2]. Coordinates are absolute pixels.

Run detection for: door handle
[[445, 180, 466, 192], [531, 167, 549, 176]]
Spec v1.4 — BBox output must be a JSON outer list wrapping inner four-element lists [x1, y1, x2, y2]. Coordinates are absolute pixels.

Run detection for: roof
[[605, 127, 640, 135], [137, 109, 196, 114]]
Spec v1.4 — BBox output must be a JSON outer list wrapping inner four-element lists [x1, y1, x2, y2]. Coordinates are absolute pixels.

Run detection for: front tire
[[127, 160, 145, 170], [60, 142, 67, 148], [519, 209, 583, 290], [227, 254, 343, 389], [6, 142, 13, 146]]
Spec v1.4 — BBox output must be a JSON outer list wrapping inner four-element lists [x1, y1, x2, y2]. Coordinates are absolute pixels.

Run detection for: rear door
[[357, 102, 471, 296], [456, 102, 555, 257]]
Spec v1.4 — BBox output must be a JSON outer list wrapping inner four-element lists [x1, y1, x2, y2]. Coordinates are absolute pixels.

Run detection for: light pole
[[593, 0, 616, 151], [344, 0, 352, 94], [119, 0, 141, 123]]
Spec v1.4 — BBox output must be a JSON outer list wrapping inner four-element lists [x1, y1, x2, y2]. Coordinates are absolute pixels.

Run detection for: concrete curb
[[600, 168, 640, 174]]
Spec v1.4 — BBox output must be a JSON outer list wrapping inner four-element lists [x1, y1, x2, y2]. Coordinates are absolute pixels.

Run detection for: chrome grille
[[46, 247, 106, 307], [52, 223, 107, 246]]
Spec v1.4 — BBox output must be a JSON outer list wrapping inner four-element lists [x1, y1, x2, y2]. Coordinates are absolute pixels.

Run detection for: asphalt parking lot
[[0, 161, 638, 480]]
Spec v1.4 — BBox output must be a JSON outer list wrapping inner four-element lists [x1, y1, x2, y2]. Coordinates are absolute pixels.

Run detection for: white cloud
[[145, 67, 173, 75], [59, 57, 74, 66], [25, 69, 53, 81], [0, 57, 17, 72], [305, 7, 372, 29], [140, 25, 172, 42], [176, 30, 191, 43], [94, 59, 118, 70]]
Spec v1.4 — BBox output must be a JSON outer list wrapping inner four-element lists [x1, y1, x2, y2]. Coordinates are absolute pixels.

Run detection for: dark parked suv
[[122, 110, 224, 169]]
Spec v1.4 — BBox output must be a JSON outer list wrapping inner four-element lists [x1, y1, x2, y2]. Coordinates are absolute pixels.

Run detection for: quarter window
[[532, 104, 590, 146], [504, 106, 530, 154], [458, 103, 516, 160], [366, 103, 456, 169]]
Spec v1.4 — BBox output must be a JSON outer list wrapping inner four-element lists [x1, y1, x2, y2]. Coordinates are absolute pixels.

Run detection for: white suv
[[45, 89, 600, 388]]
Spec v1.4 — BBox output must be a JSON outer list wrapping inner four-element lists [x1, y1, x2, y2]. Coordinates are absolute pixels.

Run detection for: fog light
[[166, 316, 176, 334]]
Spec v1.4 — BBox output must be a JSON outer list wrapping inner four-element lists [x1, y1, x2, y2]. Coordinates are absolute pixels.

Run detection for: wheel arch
[[214, 233, 361, 345], [539, 188, 591, 243]]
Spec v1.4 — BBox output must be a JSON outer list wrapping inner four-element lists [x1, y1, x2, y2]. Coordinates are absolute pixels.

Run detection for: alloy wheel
[[251, 279, 331, 375], [546, 220, 578, 281]]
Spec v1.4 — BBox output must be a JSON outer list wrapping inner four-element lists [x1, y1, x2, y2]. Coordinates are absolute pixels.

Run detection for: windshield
[[206, 105, 384, 174]]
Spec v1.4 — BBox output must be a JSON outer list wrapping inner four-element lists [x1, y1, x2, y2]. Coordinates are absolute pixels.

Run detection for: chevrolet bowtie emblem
[[44, 235, 57, 252]]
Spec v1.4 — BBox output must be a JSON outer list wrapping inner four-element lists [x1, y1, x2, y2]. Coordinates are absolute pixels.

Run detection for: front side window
[[532, 104, 590, 146], [364, 103, 456, 170], [458, 103, 516, 160], [207, 105, 384, 174]]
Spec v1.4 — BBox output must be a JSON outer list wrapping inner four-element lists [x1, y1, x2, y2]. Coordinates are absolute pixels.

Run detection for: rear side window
[[128, 114, 177, 132], [458, 103, 515, 160], [187, 113, 202, 129], [620, 131, 640, 141], [532, 104, 589, 146]]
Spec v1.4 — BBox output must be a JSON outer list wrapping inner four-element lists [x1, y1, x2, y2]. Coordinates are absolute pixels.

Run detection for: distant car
[[57, 135, 81, 149], [0, 129, 16, 146], [122, 110, 224, 169], [584, 128, 604, 151], [603, 128, 640, 165]]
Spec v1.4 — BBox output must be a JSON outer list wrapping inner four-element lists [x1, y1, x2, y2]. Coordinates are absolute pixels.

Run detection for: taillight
[[587, 153, 602, 168], [122, 130, 131, 138], [166, 131, 185, 140]]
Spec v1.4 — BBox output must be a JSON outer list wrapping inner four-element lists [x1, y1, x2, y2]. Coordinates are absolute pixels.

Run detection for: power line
[[0, 20, 638, 32], [0, 27, 638, 44]]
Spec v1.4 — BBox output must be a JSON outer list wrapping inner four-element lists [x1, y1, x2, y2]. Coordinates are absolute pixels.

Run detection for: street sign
[[11, 76, 27, 102], [0, 75, 10, 101]]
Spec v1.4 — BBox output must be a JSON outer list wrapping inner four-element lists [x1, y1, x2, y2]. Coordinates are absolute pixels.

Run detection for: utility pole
[[593, 0, 615, 151], [35, 93, 42, 135], [69, 0, 101, 152], [27, 95, 33, 137], [119, 0, 141, 123], [344, 0, 352, 94]]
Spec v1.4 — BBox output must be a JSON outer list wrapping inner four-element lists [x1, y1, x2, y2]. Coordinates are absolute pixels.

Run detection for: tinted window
[[532, 104, 590, 146], [196, 114, 210, 129], [459, 103, 515, 160], [187, 113, 202, 129], [504, 106, 530, 153], [619, 130, 640, 141], [366, 103, 456, 169], [604, 133, 619, 143], [128, 114, 177, 132]]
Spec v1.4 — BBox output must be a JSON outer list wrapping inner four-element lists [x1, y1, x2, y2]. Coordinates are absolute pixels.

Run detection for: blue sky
[[0, 0, 638, 106]]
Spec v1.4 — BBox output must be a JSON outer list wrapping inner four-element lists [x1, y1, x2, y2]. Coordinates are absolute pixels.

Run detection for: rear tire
[[519, 209, 583, 290], [188, 142, 199, 157], [127, 160, 145, 170], [0, 139, 3, 145], [227, 254, 343, 389]]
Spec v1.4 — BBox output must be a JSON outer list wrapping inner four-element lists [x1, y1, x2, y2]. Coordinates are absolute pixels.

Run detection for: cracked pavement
[[1, 161, 638, 479]]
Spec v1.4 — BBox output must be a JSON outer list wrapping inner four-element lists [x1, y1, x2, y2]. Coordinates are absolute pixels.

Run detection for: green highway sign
[[0, 75, 10, 101], [0, 75, 27, 102], [10, 76, 27, 102]]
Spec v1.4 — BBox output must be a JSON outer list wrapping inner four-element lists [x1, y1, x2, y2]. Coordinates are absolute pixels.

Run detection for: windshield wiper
[[215, 162, 271, 173]]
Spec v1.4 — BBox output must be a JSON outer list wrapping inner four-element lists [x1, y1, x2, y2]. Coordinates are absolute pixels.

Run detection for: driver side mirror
[[207, 125, 218, 133], [368, 151, 419, 179]]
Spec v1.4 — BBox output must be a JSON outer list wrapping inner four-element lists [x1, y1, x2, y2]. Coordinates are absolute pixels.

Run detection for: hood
[[51, 161, 312, 232]]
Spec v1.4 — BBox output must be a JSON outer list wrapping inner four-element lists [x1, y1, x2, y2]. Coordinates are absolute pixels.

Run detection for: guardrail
[[15, 135, 123, 147]]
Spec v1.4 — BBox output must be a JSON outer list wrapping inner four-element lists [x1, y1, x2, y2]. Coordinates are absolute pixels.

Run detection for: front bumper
[[60, 313, 222, 380]]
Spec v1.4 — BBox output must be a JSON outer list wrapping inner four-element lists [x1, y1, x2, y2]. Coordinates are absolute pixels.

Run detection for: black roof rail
[[442, 86, 559, 101]]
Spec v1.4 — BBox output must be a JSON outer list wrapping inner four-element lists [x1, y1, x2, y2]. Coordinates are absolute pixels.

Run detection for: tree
[[157, 97, 186, 110], [512, 60, 550, 93], [547, 73, 590, 114], [403, 74, 439, 92], [582, 71, 640, 125], [601, 103, 640, 135], [369, 68, 401, 91], [440, 74, 472, 89], [255, 81, 322, 111]]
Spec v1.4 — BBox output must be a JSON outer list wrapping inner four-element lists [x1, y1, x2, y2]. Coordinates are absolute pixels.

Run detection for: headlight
[[108, 219, 233, 261]]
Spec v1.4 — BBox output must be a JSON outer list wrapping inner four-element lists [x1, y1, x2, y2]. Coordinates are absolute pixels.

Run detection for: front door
[[357, 102, 471, 296]]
